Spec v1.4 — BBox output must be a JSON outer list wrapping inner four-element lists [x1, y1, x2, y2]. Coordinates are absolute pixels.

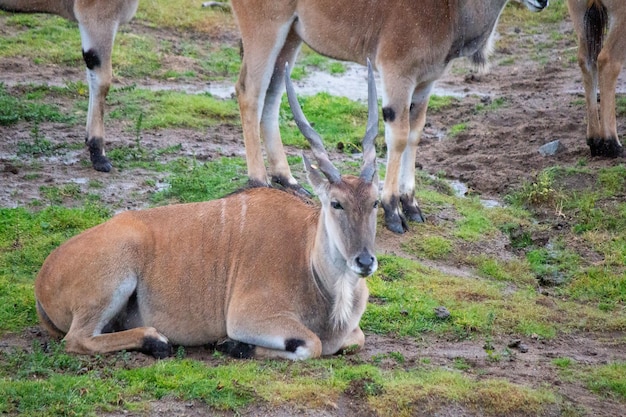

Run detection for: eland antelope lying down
[[567, 0, 625, 157], [230, 0, 549, 234], [34, 62, 380, 360], [0, 0, 141, 172]]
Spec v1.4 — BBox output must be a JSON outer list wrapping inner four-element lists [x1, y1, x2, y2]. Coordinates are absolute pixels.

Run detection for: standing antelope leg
[[398, 85, 432, 225], [234, 6, 297, 188], [260, 29, 308, 194], [596, 8, 626, 156], [568, 0, 625, 157], [76, 0, 138, 171], [0, 0, 139, 172], [379, 69, 415, 233], [78, 17, 115, 172]]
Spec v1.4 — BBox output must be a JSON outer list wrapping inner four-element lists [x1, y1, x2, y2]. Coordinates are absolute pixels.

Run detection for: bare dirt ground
[[1, 6, 626, 417]]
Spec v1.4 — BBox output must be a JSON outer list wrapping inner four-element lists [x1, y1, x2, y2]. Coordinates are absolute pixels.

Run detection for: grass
[[279, 92, 381, 151], [0, 341, 562, 416], [106, 86, 240, 130], [0, 83, 76, 127]]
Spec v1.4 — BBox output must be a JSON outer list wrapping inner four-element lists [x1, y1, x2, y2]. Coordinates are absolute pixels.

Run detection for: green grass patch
[[501, 0, 569, 30], [106, 86, 239, 130], [449, 122, 468, 137], [0, 14, 80, 65], [0, 341, 561, 416], [405, 234, 453, 260], [364, 255, 559, 339], [0, 205, 110, 333], [152, 157, 248, 204], [475, 97, 507, 113], [279, 92, 381, 152], [586, 362, 626, 400], [134, 0, 234, 33], [199, 46, 241, 80], [0, 83, 75, 126], [428, 95, 458, 112]]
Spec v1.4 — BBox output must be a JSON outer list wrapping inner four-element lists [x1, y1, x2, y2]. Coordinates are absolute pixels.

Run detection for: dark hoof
[[382, 199, 409, 234], [216, 338, 255, 359], [87, 137, 112, 172], [91, 155, 112, 173], [141, 337, 173, 359], [247, 179, 270, 189], [385, 217, 408, 234], [271, 176, 312, 197], [400, 195, 426, 223], [587, 137, 624, 158]]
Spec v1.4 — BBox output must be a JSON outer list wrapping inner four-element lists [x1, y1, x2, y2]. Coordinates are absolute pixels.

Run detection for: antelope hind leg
[[63, 326, 173, 359], [398, 86, 432, 224], [379, 76, 416, 233], [232, 2, 297, 187], [594, 9, 626, 157]]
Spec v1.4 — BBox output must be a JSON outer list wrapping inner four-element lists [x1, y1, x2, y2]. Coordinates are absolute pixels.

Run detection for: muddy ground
[[1, 4, 626, 417]]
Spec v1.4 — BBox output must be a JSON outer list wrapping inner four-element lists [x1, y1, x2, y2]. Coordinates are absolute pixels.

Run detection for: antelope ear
[[303, 153, 327, 193]]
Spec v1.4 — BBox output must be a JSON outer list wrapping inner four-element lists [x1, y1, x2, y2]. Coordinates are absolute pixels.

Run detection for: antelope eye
[[373, 200, 380, 209], [331, 201, 343, 210]]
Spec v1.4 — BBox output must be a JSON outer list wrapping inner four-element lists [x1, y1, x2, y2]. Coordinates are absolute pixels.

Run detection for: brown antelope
[[0, 0, 141, 172], [567, 0, 625, 157], [34, 61, 380, 359], [230, 0, 549, 234]]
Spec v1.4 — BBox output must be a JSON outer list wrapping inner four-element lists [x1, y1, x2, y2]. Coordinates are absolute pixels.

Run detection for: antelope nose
[[355, 251, 376, 276]]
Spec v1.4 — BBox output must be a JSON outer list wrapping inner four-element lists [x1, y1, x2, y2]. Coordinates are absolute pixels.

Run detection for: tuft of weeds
[[506, 168, 560, 207]]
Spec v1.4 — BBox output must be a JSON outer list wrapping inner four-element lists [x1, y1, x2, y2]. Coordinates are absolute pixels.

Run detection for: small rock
[[434, 306, 451, 320], [538, 140, 565, 156], [508, 339, 522, 348], [508, 339, 529, 353]]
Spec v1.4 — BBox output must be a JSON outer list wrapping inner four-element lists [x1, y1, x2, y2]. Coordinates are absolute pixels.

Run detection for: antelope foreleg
[[226, 313, 323, 360], [337, 326, 365, 354]]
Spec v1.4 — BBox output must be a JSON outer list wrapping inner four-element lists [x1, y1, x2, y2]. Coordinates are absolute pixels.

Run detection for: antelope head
[[285, 59, 380, 279]]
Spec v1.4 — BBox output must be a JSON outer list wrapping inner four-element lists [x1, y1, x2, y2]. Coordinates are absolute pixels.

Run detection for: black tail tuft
[[584, 0, 608, 65]]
